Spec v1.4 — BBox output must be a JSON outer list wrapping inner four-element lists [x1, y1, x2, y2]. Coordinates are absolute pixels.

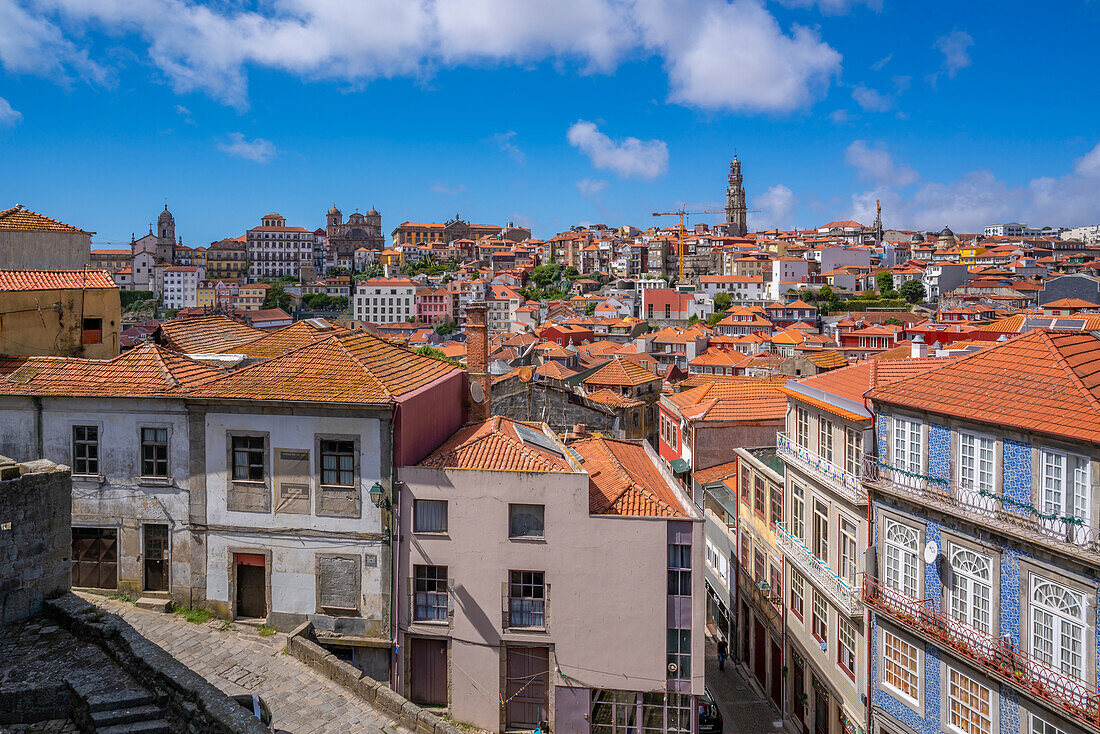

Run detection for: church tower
[[872, 198, 885, 243], [725, 156, 747, 236], [156, 205, 175, 262]]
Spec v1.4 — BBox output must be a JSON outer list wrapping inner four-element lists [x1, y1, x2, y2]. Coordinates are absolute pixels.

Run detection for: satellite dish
[[923, 540, 939, 565], [470, 380, 484, 402]]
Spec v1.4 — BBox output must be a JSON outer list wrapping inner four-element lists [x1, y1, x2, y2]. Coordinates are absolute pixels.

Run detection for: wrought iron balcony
[[862, 457, 1100, 560], [863, 575, 1100, 730], [776, 433, 866, 504], [774, 522, 863, 617]]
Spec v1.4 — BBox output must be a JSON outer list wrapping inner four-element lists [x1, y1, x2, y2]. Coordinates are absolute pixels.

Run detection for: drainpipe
[[861, 390, 875, 734], [389, 410, 400, 693], [32, 396, 43, 458]]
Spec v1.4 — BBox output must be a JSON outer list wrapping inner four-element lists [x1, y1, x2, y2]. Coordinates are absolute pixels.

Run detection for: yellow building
[[380, 248, 405, 268], [0, 269, 121, 358], [233, 284, 269, 311]]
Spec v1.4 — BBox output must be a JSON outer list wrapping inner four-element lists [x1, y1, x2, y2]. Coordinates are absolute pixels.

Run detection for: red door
[[770, 639, 783, 710], [410, 638, 447, 706], [753, 618, 766, 687], [506, 647, 549, 729]]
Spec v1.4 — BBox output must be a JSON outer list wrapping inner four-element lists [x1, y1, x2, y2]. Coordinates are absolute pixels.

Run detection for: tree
[[327, 266, 351, 277], [687, 314, 701, 326], [899, 279, 926, 304], [584, 302, 597, 316], [562, 266, 580, 280], [884, 317, 903, 326], [264, 284, 292, 312], [706, 311, 725, 327], [876, 271, 893, 294], [713, 291, 733, 313], [435, 321, 458, 336], [415, 345, 448, 360], [528, 264, 562, 287]]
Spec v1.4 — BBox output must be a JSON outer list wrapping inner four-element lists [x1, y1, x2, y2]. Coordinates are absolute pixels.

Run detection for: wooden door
[[72, 527, 117, 589], [813, 685, 828, 734], [769, 639, 783, 710], [235, 554, 266, 619], [739, 602, 750, 663], [410, 638, 448, 706], [793, 656, 807, 734], [753, 617, 766, 687], [143, 524, 169, 591], [506, 647, 549, 730]]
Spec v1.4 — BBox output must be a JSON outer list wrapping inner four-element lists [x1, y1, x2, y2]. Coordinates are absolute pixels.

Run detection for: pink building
[[415, 287, 451, 323]]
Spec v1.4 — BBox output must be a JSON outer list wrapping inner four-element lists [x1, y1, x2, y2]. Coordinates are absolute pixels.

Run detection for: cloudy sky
[[1, 0, 1098, 244]]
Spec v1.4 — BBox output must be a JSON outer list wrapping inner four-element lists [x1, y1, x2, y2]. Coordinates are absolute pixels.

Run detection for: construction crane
[[652, 207, 766, 282]]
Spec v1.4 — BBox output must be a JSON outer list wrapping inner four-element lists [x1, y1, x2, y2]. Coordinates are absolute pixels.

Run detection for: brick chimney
[[466, 300, 491, 422]]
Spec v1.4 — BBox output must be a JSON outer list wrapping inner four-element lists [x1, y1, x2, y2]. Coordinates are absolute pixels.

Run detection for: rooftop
[[0, 269, 115, 291], [419, 416, 575, 472], [571, 436, 688, 517]]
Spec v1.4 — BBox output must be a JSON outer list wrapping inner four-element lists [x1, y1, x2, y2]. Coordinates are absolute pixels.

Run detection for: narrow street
[[705, 634, 785, 734]]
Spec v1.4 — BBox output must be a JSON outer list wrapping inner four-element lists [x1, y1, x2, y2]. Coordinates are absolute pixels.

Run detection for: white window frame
[[945, 666, 993, 734], [1040, 449, 1090, 527], [892, 417, 923, 473], [959, 432, 996, 492], [884, 518, 919, 598], [820, 417, 834, 463], [839, 515, 858, 585], [881, 628, 921, 707], [949, 545, 994, 634], [791, 484, 805, 540], [1030, 575, 1086, 681]]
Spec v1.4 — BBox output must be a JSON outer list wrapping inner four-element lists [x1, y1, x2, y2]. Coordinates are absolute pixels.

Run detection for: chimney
[[466, 300, 491, 422], [572, 424, 586, 437], [911, 333, 927, 359]]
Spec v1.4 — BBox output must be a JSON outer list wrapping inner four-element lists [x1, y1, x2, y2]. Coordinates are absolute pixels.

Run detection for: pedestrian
[[717, 636, 728, 670]]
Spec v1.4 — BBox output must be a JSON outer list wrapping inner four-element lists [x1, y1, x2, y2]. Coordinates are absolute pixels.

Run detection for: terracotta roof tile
[[583, 358, 662, 387], [572, 436, 687, 517], [668, 376, 787, 422], [0, 269, 115, 291], [0, 207, 90, 233], [157, 315, 266, 354], [693, 459, 739, 484], [535, 361, 578, 380], [419, 416, 574, 472]]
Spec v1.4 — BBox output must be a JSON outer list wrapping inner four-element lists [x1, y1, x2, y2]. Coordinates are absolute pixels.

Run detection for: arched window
[[949, 547, 992, 633], [1031, 577, 1085, 680], [884, 519, 919, 597]]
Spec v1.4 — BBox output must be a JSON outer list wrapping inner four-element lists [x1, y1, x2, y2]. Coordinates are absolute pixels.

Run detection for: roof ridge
[[1041, 331, 1100, 415], [147, 344, 180, 389]]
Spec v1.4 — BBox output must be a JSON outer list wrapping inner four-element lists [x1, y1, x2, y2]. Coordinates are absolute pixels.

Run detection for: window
[[947, 668, 992, 734], [884, 519, 919, 597], [791, 572, 805, 620], [72, 425, 99, 476], [320, 440, 354, 486], [812, 500, 829, 560], [845, 428, 862, 476], [667, 628, 691, 679], [508, 570, 545, 628], [791, 406, 809, 447], [892, 416, 922, 473], [413, 565, 448, 622], [839, 516, 858, 585], [141, 427, 168, 478], [1031, 577, 1085, 679], [81, 317, 103, 345], [812, 590, 828, 642], [509, 504, 544, 538], [820, 418, 834, 462], [1040, 449, 1089, 526], [232, 436, 265, 481], [1030, 714, 1068, 734], [740, 469, 751, 505], [838, 617, 856, 677], [754, 476, 766, 517], [791, 485, 805, 540], [769, 485, 782, 528], [950, 547, 993, 634], [959, 433, 995, 491], [413, 499, 448, 533], [668, 544, 691, 596], [753, 549, 766, 584], [883, 630, 919, 702]]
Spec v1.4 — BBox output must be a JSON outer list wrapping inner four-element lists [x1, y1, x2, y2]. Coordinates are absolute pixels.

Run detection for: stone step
[[85, 689, 154, 713], [135, 597, 171, 612], [97, 718, 170, 734], [90, 703, 164, 727]]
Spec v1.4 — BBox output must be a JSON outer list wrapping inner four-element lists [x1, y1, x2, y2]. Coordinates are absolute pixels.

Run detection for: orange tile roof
[[688, 348, 752, 368], [804, 350, 849, 369], [668, 376, 787, 422], [419, 416, 574, 472], [693, 459, 739, 484], [535, 361, 578, 380], [0, 343, 222, 397], [0, 269, 116, 291], [235, 320, 353, 359], [0, 206, 90, 233], [585, 388, 644, 408], [572, 436, 687, 517], [869, 329, 1100, 444], [583, 357, 662, 387], [1044, 298, 1099, 309], [192, 331, 458, 404], [157, 315, 266, 354]]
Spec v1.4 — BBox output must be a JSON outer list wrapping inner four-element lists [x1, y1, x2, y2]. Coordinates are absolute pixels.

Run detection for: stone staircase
[[70, 667, 169, 733]]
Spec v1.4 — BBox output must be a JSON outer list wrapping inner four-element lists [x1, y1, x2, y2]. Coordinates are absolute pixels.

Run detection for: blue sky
[[1, 0, 1098, 246]]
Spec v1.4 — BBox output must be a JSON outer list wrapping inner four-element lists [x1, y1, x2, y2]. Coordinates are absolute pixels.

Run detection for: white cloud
[[928, 30, 973, 87], [9, 0, 842, 113], [430, 181, 466, 195], [750, 184, 796, 231], [632, 0, 841, 113], [847, 141, 1100, 232], [217, 132, 276, 163], [845, 140, 918, 186], [851, 84, 892, 112], [775, 0, 882, 14], [0, 96, 23, 126], [567, 120, 668, 180], [870, 53, 891, 71], [491, 130, 525, 165], [828, 108, 853, 125], [576, 178, 609, 197], [891, 75, 911, 93]]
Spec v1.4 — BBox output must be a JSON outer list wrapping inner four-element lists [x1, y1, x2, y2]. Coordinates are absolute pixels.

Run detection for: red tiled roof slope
[[572, 436, 687, 517], [420, 416, 573, 472], [0, 269, 115, 291]]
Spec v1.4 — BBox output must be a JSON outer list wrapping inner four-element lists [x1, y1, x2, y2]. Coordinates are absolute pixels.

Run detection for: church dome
[[328, 205, 341, 215], [158, 205, 174, 223], [367, 206, 379, 217], [939, 225, 955, 238]]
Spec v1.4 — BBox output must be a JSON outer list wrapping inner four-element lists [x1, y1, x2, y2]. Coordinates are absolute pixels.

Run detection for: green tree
[[706, 311, 725, 327], [884, 317, 903, 326], [687, 314, 700, 326], [415, 345, 448, 360], [713, 291, 733, 313], [263, 284, 292, 312], [584, 302, 597, 316], [876, 271, 893, 294], [435, 321, 458, 336], [899, 279, 926, 304], [562, 266, 580, 280], [528, 264, 562, 287], [327, 266, 351, 277]]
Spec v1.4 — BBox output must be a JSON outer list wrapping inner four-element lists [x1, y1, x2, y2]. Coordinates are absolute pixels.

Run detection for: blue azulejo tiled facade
[[866, 410, 1100, 734]]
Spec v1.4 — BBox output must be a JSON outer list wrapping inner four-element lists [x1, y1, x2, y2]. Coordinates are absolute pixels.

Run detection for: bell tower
[[725, 156, 747, 237]]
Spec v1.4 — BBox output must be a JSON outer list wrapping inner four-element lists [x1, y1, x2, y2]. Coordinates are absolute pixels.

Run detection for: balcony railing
[[863, 575, 1100, 729], [777, 433, 866, 504], [774, 522, 863, 617], [862, 457, 1100, 559]]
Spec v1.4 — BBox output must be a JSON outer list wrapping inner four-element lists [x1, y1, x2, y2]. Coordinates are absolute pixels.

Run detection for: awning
[[669, 458, 690, 473]]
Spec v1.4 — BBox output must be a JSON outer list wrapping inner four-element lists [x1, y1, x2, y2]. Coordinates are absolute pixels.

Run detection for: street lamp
[[369, 481, 391, 510]]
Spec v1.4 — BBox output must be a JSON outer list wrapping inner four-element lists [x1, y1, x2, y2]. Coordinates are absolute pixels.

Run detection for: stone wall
[[492, 377, 619, 435], [0, 456, 71, 625]]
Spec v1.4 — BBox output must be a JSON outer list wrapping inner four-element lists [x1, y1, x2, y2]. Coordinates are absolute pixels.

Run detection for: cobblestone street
[[705, 634, 786, 734], [89, 595, 409, 734]]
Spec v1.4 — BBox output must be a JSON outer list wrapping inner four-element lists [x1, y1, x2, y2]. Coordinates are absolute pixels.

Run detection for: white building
[[1061, 224, 1100, 244], [354, 277, 418, 323], [247, 213, 314, 280], [984, 222, 1066, 238], [699, 275, 769, 305], [162, 266, 203, 309]]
